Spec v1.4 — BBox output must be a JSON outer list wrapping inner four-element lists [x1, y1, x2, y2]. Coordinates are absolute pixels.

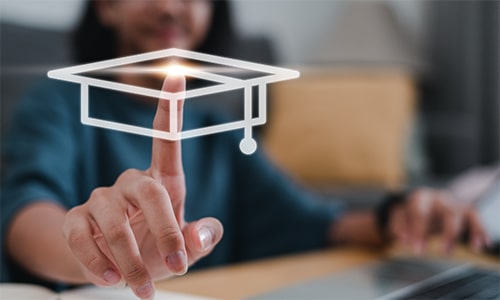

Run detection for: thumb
[[183, 217, 224, 265]]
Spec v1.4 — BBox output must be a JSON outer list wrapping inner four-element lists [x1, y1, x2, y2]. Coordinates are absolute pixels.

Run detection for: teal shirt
[[1, 79, 342, 288]]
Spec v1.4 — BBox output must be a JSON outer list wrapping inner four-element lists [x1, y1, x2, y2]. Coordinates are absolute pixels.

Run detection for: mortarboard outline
[[48, 48, 299, 154]]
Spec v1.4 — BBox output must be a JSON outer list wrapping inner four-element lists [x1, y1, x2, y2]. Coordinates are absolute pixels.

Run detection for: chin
[[145, 39, 192, 52]]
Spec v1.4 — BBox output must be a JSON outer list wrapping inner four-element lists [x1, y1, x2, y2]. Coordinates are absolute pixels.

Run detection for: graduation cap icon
[[47, 48, 299, 154]]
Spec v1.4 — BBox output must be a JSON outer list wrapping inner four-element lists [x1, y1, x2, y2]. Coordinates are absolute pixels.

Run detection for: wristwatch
[[376, 190, 412, 239]]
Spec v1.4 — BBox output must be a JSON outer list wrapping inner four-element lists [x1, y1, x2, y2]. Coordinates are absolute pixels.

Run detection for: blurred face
[[96, 0, 213, 55]]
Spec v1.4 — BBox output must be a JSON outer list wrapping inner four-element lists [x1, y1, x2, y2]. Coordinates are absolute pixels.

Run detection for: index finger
[[150, 73, 186, 181]]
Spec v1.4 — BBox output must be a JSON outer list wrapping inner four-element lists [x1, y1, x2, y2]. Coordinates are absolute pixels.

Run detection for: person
[[0, 1, 489, 300]]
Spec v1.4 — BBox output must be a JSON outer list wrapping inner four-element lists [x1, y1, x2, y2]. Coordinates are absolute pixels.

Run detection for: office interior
[[1, 0, 499, 297]]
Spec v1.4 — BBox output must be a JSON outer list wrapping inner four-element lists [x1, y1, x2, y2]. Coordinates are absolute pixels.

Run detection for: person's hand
[[388, 188, 489, 255], [62, 73, 223, 300]]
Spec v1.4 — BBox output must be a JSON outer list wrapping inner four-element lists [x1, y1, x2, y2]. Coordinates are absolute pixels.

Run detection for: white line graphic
[[48, 48, 299, 154]]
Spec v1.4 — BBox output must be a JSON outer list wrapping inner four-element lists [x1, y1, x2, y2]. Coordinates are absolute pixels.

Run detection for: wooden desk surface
[[157, 243, 499, 299]]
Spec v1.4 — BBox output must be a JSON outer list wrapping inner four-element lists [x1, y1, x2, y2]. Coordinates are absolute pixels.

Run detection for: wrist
[[329, 211, 384, 246], [375, 190, 411, 241], [7, 202, 89, 284]]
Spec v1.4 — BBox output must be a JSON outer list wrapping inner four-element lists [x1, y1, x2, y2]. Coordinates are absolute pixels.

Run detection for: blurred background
[[1, 0, 499, 209]]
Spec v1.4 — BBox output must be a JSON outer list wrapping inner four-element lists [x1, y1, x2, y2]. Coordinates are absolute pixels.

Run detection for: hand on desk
[[63, 74, 223, 300], [387, 188, 489, 255], [330, 189, 489, 257]]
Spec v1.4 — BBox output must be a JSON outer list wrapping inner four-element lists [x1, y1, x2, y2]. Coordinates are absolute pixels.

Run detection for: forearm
[[328, 210, 384, 247], [6, 201, 88, 284]]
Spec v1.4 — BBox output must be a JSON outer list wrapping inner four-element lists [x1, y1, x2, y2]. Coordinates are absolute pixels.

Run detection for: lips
[[153, 24, 185, 44]]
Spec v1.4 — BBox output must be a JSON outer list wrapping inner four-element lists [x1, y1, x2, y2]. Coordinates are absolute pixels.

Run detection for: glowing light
[[164, 64, 187, 76]]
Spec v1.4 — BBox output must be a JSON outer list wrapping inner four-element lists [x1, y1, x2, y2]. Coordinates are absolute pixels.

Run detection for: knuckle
[[169, 183, 186, 202], [63, 207, 88, 241], [87, 188, 111, 212], [411, 188, 432, 204], [408, 190, 433, 214], [157, 226, 183, 248], [408, 201, 426, 217], [436, 194, 458, 216], [64, 206, 83, 224], [67, 230, 87, 249], [123, 262, 148, 283], [89, 187, 109, 202], [406, 194, 421, 208], [84, 254, 106, 273], [163, 177, 186, 201], [107, 224, 129, 244], [138, 180, 165, 200], [118, 168, 141, 182]]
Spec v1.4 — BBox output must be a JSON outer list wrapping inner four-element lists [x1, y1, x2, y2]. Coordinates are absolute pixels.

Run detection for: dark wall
[[421, 0, 499, 176], [1, 23, 71, 136]]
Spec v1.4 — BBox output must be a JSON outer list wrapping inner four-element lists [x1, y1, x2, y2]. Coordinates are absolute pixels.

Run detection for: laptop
[[251, 257, 499, 299], [252, 172, 500, 299]]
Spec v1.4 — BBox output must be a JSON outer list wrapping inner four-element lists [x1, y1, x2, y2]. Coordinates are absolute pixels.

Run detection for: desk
[[157, 243, 499, 299]]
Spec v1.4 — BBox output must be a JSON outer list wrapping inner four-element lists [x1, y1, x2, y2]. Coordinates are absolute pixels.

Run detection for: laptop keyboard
[[397, 267, 500, 300]]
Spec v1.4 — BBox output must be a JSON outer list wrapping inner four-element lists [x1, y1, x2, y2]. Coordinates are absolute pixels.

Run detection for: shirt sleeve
[[230, 140, 345, 261], [1, 80, 80, 282]]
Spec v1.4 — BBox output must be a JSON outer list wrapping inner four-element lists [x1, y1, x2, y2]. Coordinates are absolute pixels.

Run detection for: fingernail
[[167, 251, 187, 275], [136, 281, 154, 300], [113, 279, 126, 288], [199, 226, 213, 251], [103, 269, 120, 284]]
